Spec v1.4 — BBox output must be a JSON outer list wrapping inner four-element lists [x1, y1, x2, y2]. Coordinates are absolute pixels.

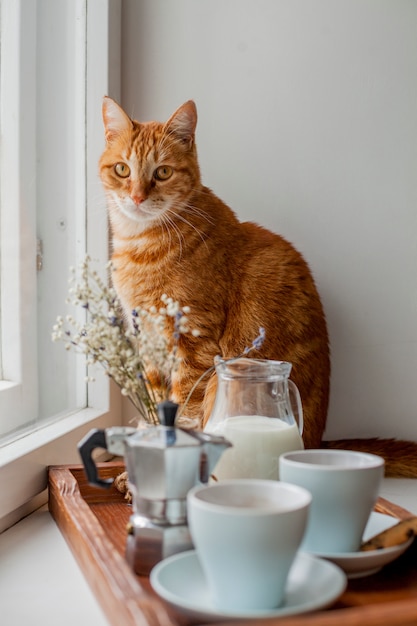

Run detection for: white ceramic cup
[[279, 449, 385, 553], [186, 479, 311, 611]]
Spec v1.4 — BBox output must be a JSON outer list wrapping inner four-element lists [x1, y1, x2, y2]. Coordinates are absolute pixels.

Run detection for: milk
[[208, 415, 303, 480]]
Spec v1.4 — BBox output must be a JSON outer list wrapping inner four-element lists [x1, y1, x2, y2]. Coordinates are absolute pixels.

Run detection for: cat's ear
[[165, 100, 197, 147], [102, 96, 133, 143]]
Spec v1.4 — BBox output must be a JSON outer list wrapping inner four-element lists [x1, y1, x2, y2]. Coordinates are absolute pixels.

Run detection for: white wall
[[120, 0, 417, 441]]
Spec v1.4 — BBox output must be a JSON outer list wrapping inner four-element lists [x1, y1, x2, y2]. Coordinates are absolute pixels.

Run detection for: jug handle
[[289, 380, 304, 436], [78, 429, 114, 489]]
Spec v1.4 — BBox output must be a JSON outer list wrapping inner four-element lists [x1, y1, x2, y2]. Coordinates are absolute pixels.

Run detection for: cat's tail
[[321, 438, 417, 478]]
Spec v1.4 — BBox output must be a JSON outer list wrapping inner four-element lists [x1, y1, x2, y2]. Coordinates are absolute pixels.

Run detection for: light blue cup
[[187, 479, 311, 611], [279, 449, 384, 553]]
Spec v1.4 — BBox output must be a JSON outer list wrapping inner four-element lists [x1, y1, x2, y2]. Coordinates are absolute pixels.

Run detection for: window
[[0, 0, 122, 530], [0, 0, 38, 435]]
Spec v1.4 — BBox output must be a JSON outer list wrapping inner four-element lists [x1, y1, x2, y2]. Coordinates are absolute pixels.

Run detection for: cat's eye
[[114, 162, 130, 178], [154, 165, 173, 181]]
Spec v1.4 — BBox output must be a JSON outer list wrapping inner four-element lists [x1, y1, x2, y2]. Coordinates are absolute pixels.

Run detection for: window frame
[[0, 0, 122, 531]]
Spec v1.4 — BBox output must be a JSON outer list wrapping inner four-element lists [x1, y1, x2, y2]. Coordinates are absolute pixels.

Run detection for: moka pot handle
[[78, 428, 114, 489]]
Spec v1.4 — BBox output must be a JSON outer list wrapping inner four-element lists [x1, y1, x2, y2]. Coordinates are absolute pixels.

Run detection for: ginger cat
[[99, 97, 417, 477]]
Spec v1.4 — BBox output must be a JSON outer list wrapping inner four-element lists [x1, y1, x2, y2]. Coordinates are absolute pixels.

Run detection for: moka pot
[[78, 401, 231, 574]]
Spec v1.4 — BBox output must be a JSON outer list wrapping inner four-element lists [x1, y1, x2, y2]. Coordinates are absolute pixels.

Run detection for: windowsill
[[0, 505, 109, 626], [0, 479, 416, 626]]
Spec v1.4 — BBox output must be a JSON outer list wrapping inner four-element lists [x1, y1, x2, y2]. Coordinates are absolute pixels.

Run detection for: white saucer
[[310, 512, 414, 578], [150, 550, 346, 622]]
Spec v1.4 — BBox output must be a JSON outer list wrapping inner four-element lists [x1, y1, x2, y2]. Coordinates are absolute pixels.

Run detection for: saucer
[[310, 512, 414, 578], [150, 550, 346, 622]]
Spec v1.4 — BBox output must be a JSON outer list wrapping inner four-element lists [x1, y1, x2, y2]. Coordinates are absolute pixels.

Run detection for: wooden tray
[[48, 462, 417, 626]]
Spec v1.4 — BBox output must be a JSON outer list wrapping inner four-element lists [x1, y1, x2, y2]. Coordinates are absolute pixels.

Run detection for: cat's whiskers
[[158, 216, 174, 256], [154, 212, 174, 255], [179, 201, 215, 226], [167, 206, 208, 249], [159, 211, 185, 258]]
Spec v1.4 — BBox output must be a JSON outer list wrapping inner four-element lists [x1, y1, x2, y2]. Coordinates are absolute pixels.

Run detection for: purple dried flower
[[243, 327, 266, 354]]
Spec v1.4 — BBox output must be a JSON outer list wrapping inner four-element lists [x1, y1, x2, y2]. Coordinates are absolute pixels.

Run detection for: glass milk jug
[[204, 358, 304, 480]]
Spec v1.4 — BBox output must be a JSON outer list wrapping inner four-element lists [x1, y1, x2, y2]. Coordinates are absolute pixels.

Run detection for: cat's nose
[[131, 194, 145, 205]]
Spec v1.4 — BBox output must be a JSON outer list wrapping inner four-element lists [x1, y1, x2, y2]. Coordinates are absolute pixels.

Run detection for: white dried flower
[[52, 256, 199, 425]]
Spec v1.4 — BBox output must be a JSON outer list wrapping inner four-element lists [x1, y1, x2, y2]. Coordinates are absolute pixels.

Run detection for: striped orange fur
[[99, 98, 417, 476]]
